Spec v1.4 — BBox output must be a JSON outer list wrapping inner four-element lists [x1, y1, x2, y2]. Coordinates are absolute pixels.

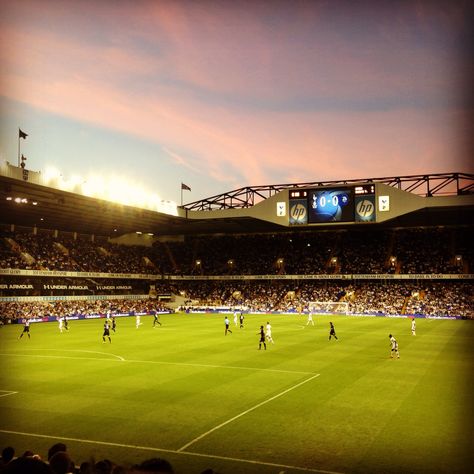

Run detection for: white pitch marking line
[[0, 353, 315, 375], [69, 350, 125, 361], [125, 359, 315, 375], [0, 428, 342, 474], [0, 354, 122, 363], [11, 348, 125, 361], [179, 449, 342, 474], [178, 373, 321, 452], [0, 391, 18, 398]]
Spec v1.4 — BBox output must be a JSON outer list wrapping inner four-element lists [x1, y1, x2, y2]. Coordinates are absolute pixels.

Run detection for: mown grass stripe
[[178, 373, 321, 452]]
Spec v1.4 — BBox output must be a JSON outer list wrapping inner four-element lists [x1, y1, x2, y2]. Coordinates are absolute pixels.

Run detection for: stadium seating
[[0, 226, 473, 320]]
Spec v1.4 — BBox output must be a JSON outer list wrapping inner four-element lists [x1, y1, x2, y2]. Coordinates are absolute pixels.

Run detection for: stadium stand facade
[[1, 168, 473, 322]]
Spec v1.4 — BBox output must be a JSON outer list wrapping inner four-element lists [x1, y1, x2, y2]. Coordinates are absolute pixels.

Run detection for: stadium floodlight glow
[[136, 231, 142, 235], [44, 166, 62, 183], [32, 201, 38, 205], [81, 175, 103, 197], [14, 197, 21, 203], [6, 196, 12, 201], [42, 166, 178, 215], [58, 174, 83, 192], [21, 198, 28, 203], [147, 233, 154, 236]]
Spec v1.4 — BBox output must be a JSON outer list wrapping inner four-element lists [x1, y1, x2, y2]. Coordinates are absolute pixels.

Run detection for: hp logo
[[356, 200, 375, 220], [290, 203, 307, 223]]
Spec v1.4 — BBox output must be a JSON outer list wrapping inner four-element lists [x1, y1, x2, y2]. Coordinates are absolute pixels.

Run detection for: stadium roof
[[183, 172, 474, 211], [0, 172, 286, 235], [1, 170, 473, 236]]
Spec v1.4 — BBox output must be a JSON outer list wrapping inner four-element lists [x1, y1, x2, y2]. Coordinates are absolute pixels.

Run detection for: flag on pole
[[181, 183, 191, 191], [19, 129, 28, 139]]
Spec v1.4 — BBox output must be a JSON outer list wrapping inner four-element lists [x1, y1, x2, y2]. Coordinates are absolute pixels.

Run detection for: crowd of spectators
[[187, 280, 473, 318], [0, 442, 221, 473], [1, 226, 472, 319], [337, 230, 391, 274], [1, 227, 473, 276], [0, 298, 171, 324], [392, 228, 456, 274], [1, 281, 471, 321], [404, 283, 473, 317], [0, 231, 158, 275]]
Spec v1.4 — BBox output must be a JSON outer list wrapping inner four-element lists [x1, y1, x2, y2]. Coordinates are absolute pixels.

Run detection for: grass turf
[[0, 313, 472, 473]]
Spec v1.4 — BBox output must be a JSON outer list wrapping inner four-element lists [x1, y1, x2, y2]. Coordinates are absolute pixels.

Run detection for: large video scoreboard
[[289, 184, 376, 225]]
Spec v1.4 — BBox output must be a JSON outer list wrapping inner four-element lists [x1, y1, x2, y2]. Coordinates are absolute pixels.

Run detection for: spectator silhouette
[[0, 446, 15, 468], [47, 443, 67, 462], [1, 456, 53, 473], [49, 451, 74, 474], [130, 457, 174, 473]]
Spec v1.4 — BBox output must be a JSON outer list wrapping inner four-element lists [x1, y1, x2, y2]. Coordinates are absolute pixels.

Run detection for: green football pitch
[[0, 313, 472, 474]]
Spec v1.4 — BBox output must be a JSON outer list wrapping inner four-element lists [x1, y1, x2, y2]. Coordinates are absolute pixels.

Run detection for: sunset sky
[[0, 0, 472, 204]]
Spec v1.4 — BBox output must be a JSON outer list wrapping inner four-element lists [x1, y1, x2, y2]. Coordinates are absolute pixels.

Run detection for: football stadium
[[0, 163, 473, 474]]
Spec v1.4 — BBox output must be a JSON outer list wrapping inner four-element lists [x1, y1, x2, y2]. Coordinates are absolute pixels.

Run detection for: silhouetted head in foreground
[[131, 457, 174, 473]]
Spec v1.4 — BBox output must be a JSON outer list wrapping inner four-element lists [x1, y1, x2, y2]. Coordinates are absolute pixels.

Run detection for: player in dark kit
[[18, 319, 31, 339], [239, 313, 244, 328], [111, 316, 116, 332], [102, 320, 112, 343], [329, 321, 338, 340], [153, 312, 162, 327], [258, 325, 266, 350]]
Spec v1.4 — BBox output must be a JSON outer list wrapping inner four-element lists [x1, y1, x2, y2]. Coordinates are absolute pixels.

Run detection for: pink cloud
[[0, 0, 471, 191]]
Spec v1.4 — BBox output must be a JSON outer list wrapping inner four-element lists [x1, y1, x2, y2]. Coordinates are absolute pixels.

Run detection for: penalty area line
[[0, 428, 342, 474], [178, 373, 321, 452]]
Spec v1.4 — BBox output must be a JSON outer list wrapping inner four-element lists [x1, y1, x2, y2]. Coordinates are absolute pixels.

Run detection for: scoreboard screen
[[308, 188, 354, 223], [289, 184, 376, 225]]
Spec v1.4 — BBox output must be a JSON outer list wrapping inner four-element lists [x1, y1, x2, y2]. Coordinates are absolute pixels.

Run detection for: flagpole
[[18, 129, 20, 167], [180, 183, 191, 206]]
